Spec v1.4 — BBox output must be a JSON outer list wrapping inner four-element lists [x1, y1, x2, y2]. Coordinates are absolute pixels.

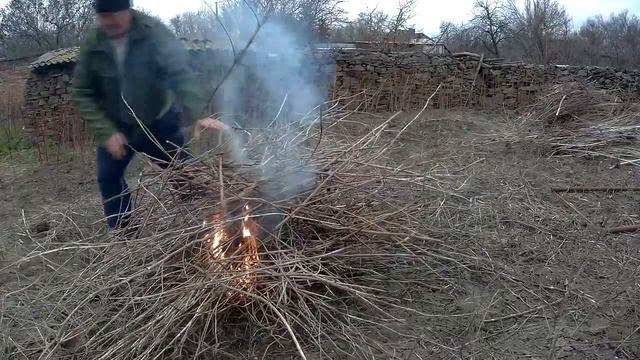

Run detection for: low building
[[318, 29, 447, 54]]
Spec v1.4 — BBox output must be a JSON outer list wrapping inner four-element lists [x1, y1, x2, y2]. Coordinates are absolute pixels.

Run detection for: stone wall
[[23, 66, 85, 148], [21, 50, 640, 146], [328, 51, 640, 112]]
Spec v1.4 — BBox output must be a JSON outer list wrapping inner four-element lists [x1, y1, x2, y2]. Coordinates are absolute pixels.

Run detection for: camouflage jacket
[[72, 10, 207, 144]]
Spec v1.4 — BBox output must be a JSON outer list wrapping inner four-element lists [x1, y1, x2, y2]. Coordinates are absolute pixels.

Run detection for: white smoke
[[213, 3, 334, 201]]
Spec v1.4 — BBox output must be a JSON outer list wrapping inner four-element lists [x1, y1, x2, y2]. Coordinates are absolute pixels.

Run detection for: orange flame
[[202, 205, 260, 290]]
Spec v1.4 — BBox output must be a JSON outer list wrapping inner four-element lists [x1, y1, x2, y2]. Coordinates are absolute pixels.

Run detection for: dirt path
[[0, 155, 97, 242], [387, 110, 640, 359]]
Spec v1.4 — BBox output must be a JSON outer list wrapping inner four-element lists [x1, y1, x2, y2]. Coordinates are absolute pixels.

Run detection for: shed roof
[[30, 38, 218, 69], [30, 47, 80, 69]]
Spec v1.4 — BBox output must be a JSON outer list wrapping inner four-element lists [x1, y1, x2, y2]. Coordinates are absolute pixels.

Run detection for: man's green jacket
[[72, 10, 208, 144]]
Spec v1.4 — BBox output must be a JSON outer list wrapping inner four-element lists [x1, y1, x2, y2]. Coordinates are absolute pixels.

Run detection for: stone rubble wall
[[23, 67, 86, 147], [325, 51, 640, 112], [22, 49, 640, 145]]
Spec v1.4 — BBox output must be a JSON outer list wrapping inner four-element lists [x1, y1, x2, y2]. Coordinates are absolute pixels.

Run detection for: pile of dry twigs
[[5, 110, 480, 359], [527, 81, 626, 125], [522, 82, 640, 166], [542, 110, 640, 166]]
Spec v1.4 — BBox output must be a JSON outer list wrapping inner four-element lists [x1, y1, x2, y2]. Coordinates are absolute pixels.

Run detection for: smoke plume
[[213, 3, 335, 201]]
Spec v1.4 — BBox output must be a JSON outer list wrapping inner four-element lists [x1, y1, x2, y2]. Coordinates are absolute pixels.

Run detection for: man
[[73, 0, 225, 230]]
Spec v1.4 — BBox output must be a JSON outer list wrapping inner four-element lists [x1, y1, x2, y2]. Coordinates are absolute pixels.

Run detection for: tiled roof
[[179, 37, 218, 51], [30, 38, 219, 69], [30, 47, 80, 69]]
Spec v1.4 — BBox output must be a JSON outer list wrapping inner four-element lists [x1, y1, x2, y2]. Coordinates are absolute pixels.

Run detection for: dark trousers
[[97, 110, 189, 229]]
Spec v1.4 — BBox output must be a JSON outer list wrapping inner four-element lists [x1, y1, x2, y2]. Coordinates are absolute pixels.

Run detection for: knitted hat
[[94, 0, 131, 13]]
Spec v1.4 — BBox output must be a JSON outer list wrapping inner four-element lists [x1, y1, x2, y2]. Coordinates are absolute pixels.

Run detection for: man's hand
[[105, 133, 128, 160], [194, 117, 228, 139]]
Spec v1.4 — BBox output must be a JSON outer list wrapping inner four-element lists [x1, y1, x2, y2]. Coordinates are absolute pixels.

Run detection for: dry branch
[[524, 82, 640, 166], [527, 82, 625, 125], [608, 224, 640, 234], [552, 187, 640, 193], [3, 109, 484, 359]]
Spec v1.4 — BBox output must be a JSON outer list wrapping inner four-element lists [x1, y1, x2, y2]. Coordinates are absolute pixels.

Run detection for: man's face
[[97, 10, 132, 38]]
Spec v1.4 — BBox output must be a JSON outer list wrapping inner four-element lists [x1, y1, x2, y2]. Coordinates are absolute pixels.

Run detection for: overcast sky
[[137, 0, 640, 34], [1, 0, 639, 35]]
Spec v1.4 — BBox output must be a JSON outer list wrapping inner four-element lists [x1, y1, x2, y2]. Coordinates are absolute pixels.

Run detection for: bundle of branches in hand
[[528, 81, 625, 125], [25, 114, 467, 359]]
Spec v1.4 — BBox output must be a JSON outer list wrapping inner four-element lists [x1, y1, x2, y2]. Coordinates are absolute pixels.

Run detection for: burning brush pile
[[18, 114, 466, 359]]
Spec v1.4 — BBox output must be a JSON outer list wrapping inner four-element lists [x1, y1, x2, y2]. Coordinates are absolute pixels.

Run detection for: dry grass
[[526, 82, 626, 126], [521, 82, 640, 167], [2, 105, 640, 359], [1, 105, 489, 359], [0, 90, 26, 155]]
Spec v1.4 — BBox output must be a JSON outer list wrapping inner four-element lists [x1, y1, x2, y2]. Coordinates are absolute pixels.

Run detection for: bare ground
[[1, 109, 639, 359]]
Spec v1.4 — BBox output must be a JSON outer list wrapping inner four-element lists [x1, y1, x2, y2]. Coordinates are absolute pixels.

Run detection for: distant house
[[314, 42, 358, 51], [318, 28, 447, 54], [393, 28, 448, 54]]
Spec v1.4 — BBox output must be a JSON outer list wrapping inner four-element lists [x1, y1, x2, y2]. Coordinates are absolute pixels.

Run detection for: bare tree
[[622, 13, 640, 67], [47, 0, 94, 47], [0, 0, 93, 57], [578, 11, 640, 68], [606, 11, 640, 68], [358, 8, 389, 42], [372, 0, 639, 68], [386, 0, 417, 43], [471, 0, 508, 56], [578, 16, 605, 64], [438, 21, 481, 53], [330, 0, 421, 48], [331, 7, 389, 43], [294, 0, 344, 41], [506, 0, 572, 64], [170, 10, 226, 39], [232, 0, 344, 38]]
